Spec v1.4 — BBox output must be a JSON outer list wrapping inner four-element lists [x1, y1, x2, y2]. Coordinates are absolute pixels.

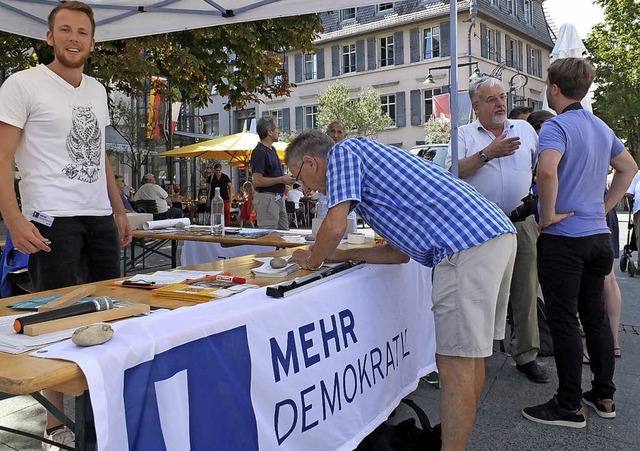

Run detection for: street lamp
[[422, 61, 481, 88]]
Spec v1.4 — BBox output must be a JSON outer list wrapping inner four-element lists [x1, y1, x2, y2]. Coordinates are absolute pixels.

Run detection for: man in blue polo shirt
[[286, 130, 517, 450], [522, 58, 637, 428]]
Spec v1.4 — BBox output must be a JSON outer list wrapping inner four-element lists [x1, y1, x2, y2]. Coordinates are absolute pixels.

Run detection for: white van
[[408, 143, 449, 168]]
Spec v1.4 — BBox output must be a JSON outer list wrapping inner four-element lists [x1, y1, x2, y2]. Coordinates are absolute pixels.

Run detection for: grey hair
[[285, 129, 335, 166], [257, 116, 277, 139], [469, 76, 506, 103]]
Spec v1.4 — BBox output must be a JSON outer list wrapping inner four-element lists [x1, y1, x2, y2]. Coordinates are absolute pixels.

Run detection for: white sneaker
[[42, 426, 75, 451]]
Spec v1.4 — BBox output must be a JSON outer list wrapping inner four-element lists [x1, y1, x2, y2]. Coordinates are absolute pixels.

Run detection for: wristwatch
[[478, 150, 489, 163]]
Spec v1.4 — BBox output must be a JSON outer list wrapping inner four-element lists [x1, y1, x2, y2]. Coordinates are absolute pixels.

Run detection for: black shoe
[[582, 390, 616, 418], [522, 396, 586, 428], [516, 360, 549, 384]]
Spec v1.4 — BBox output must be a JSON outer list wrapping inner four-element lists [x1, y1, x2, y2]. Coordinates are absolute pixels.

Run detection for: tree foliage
[[424, 117, 451, 144], [0, 33, 38, 82], [585, 0, 640, 161], [317, 80, 394, 138], [0, 14, 321, 108]]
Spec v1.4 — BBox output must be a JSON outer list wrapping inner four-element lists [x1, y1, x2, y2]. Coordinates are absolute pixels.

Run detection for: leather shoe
[[516, 360, 549, 384]]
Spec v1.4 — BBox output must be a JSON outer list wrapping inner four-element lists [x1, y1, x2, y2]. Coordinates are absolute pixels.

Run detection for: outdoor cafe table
[[0, 246, 435, 450]]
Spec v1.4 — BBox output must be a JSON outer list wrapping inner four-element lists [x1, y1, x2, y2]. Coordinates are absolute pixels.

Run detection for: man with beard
[[0, 2, 132, 448], [250, 116, 294, 229], [447, 76, 547, 384], [522, 58, 637, 428]]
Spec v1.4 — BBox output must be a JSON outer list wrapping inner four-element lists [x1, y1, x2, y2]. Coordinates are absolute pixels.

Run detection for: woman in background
[[239, 181, 256, 228]]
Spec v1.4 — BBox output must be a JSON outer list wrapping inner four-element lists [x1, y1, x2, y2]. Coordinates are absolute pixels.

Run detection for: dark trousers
[[537, 233, 616, 411], [29, 216, 120, 291]]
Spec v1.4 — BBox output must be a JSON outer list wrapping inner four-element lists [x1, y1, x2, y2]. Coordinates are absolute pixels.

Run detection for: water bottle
[[210, 187, 225, 236]]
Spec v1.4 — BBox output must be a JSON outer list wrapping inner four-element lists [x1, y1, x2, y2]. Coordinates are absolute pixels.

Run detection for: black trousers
[[537, 233, 616, 411], [29, 215, 120, 291]]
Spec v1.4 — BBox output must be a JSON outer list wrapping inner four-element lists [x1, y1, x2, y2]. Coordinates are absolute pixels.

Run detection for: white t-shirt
[[626, 171, 640, 214], [447, 119, 538, 214], [286, 189, 304, 209], [0, 65, 112, 218], [134, 183, 169, 214]]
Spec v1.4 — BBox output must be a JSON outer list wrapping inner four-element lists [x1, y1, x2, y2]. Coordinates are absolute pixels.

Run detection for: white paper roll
[[347, 233, 366, 244], [142, 218, 191, 230]]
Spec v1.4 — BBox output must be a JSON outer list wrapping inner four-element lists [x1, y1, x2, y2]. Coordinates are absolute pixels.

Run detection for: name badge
[[274, 194, 282, 202], [32, 211, 54, 227]]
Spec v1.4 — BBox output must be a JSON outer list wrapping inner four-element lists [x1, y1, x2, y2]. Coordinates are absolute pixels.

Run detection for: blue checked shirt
[[326, 138, 516, 267]]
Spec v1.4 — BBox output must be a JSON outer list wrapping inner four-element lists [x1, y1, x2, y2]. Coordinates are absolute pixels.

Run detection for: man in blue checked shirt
[[287, 130, 517, 451]]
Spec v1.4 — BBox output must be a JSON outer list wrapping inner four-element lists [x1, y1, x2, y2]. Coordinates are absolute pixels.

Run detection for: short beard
[[54, 49, 88, 69]]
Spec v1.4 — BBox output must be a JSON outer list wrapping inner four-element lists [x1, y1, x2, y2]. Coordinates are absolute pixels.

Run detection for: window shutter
[[440, 21, 450, 57], [367, 37, 376, 71], [537, 49, 542, 77], [410, 89, 422, 126], [517, 41, 523, 71], [317, 49, 325, 79], [410, 28, 420, 63], [356, 40, 365, 72], [395, 91, 406, 127], [294, 53, 303, 83], [394, 31, 404, 65], [331, 45, 340, 76], [295, 106, 303, 132], [505, 34, 512, 66], [283, 108, 290, 133], [496, 31, 502, 61], [526, 44, 531, 75], [480, 23, 488, 58]]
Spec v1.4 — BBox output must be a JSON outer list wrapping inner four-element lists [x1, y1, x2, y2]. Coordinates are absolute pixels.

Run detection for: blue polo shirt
[[326, 138, 515, 267], [538, 110, 624, 237]]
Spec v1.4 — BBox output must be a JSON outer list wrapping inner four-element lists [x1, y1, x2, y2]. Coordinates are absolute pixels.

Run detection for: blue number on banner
[[123, 325, 258, 450]]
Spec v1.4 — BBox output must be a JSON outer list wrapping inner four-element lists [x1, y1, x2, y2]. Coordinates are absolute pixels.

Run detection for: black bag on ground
[[355, 398, 441, 451], [537, 297, 554, 357]]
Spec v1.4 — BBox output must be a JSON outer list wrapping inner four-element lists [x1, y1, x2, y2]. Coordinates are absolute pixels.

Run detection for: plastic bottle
[[210, 187, 225, 236]]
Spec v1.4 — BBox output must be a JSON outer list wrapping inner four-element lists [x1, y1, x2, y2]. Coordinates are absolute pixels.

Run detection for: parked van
[[408, 143, 449, 168]]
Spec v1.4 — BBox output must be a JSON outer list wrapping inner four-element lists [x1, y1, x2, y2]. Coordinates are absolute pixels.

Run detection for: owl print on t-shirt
[[63, 105, 102, 183]]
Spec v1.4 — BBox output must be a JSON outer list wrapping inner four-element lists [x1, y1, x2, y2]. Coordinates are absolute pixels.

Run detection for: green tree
[[0, 33, 38, 82], [585, 0, 640, 161], [424, 117, 451, 144], [317, 81, 394, 138]]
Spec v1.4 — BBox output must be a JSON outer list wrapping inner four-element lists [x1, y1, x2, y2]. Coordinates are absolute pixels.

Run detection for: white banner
[[38, 261, 435, 450]]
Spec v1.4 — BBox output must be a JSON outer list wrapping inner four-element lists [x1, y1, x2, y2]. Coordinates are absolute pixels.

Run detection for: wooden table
[[124, 228, 312, 275]]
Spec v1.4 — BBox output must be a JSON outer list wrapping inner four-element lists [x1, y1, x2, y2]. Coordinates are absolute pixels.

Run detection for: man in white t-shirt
[[0, 2, 132, 447], [625, 170, 640, 266], [134, 173, 183, 219]]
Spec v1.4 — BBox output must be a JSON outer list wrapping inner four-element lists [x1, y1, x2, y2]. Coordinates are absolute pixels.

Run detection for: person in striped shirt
[[286, 130, 517, 450]]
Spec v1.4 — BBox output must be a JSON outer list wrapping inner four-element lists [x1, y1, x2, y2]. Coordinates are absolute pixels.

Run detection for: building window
[[506, 37, 519, 68], [485, 27, 499, 62], [423, 26, 440, 60], [423, 88, 442, 122], [380, 35, 394, 67], [507, 0, 516, 15], [490, 0, 499, 6], [528, 47, 541, 77], [524, 0, 532, 25], [340, 8, 356, 22], [201, 114, 219, 136], [305, 105, 318, 129], [380, 94, 396, 125], [377, 3, 393, 13], [271, 110, 284, 131], [304, 53, 317, 80], [342, 43, 357, 74]]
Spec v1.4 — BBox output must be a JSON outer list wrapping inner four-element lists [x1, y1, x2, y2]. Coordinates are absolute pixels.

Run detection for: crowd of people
[[0, 1, 637, 450]]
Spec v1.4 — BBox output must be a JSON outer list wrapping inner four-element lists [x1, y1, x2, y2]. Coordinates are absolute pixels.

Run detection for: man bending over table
[[287, 130, 517, 451]]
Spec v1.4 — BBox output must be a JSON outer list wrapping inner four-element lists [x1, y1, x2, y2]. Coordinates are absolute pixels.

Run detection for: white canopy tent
[[0, 0, 463, 170]]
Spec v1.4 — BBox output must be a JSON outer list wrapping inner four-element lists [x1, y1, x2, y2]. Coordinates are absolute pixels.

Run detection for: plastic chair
[[0, 231, 31, 298]]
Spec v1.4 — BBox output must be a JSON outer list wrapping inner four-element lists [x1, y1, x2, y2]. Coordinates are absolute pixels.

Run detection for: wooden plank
[[23, 304, 151, 336], [38, 285, 97, 312]]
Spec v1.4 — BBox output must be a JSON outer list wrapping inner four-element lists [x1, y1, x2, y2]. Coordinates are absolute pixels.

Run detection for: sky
[[543, 0, 606, 39]]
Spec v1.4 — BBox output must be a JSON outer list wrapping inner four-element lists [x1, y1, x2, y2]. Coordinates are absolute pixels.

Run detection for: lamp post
[[422, 61, 482, 90]]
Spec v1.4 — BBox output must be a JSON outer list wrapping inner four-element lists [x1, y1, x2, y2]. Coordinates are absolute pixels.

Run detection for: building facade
[[193, 0, 554, 149]]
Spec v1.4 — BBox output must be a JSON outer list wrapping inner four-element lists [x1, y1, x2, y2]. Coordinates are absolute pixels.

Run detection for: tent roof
[[0, 0, 375, 42]]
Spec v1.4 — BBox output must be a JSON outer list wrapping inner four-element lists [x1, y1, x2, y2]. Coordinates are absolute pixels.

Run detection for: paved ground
[[1, 214, 639, 450]]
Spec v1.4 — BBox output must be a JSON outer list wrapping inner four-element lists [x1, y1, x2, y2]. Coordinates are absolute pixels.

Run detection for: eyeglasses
[[483, 93, 507, 104], [294, 161, 305, 182]]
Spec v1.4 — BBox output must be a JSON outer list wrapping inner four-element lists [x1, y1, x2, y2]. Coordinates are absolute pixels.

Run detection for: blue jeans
[[29, 216, 120, 291], [537, 233, 615, 410]]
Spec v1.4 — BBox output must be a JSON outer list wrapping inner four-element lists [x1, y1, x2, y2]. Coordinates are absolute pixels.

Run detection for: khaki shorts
[[432, 233, 517, 358]]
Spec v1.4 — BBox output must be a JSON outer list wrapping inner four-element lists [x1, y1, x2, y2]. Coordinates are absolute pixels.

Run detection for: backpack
[[0, 232, 30, 298], [355, 398, 441, 451]]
